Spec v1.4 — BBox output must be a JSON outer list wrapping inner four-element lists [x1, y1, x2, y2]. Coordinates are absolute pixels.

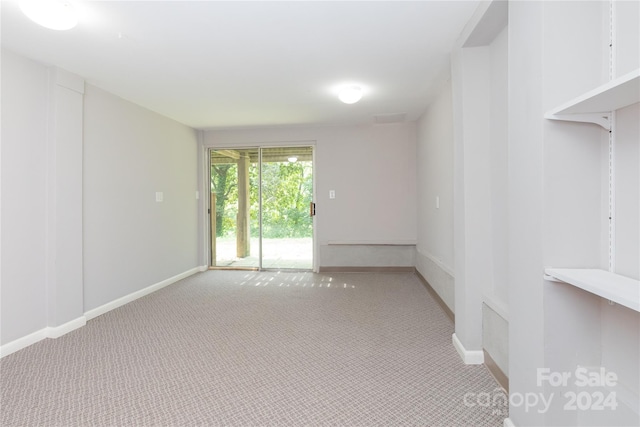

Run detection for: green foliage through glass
[[210, 150, 313, 240]]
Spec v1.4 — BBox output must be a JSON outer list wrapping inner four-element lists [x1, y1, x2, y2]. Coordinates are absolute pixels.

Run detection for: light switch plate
[[156, 192, 164, 202]]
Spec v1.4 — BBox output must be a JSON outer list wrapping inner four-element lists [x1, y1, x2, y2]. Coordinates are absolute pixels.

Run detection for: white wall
[[615, 0, 640, 77], [1, 50, 49, 344], [455, 45, 492, 355], [487, 26, 508, 311], [507, 2, 558, 424], [1, 49, 201, 352], [614, 102, 639, 280], [2, 49, 87, 350], [450, 1, 510, 368], [479, 24, 509, 377], [416, 80, 455, 311], [204, 124, 417, 268], [509, 1, 640, 425], [47, 68, 85, 332], [83, 85, 200, 311]]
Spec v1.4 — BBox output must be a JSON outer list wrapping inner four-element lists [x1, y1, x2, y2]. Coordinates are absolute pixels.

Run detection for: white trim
[[1, 266, 205, 358], [1, 316, 86, 358], [312, 145, 318, 273], [503, 418, 516, 427], [204, 139, 317, 149], [85, 266, 204, 320], [198, 132, 210, 268], [482, 295, 509, 320], [457, 0, 508, 49], [47, 316, 86, 338], [452, 333, 484, 365], [327, 240, 417, 246], [1, 329, 48, 358], [416, 248, 455, 278], [52, 67, 85, 94]]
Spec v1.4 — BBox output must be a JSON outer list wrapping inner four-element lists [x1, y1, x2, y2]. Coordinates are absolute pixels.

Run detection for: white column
[[46, 68, 85, 332], [452, 46, 492, 364]]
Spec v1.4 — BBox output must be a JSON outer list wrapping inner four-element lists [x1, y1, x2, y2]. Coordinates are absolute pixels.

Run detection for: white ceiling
[[1, 1, 479, 130]]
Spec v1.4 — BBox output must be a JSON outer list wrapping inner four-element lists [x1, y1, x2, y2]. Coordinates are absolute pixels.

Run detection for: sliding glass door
[[209, 146, 314, 270], [210, 148, 260, 268], [260, 147, 313, 269]]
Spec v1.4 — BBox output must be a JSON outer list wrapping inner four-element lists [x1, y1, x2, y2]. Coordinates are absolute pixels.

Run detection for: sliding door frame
[[205, 142, 317, 272]]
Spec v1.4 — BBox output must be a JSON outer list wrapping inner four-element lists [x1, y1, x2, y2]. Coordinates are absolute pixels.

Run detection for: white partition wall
[[452, 1, 639, 425], [508, 1, 640, 426], [451, 0, 509, 368], [1, 48, 201, 356], [1, 51, 51, 346], [1, 51, 87, 351]]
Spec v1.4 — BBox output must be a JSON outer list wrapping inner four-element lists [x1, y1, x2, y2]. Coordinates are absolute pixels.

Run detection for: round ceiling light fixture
[[338, 85, 363, 104], [20, 0, 78, 31]]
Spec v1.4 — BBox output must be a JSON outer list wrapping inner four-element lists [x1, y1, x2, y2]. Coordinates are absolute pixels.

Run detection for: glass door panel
[[260, 147, 313, 269], [210, 148, 259, 268], [209, 146, 313, 270]]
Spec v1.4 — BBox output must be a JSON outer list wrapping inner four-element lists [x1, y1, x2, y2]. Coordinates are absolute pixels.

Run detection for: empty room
[[1, 1, 638, 426]]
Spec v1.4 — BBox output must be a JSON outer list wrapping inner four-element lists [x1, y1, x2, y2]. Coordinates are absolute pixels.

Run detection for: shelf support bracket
[[544, 113, 611, 130]]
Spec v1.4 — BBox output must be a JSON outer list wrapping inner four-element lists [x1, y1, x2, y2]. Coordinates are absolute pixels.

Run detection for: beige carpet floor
[[1, 271, 507, 426]]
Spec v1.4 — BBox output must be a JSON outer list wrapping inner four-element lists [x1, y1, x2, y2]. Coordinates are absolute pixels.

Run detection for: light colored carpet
[[1, 271, 507, 426]]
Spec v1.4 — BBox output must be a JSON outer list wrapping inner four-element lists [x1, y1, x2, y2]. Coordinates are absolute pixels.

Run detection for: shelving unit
[[534, 4, 640, 425], [544, 268, 640, 312], [545, 68, 640, 129], [544, 67, 639, 312]]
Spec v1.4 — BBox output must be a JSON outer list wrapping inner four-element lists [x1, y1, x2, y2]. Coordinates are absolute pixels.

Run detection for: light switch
[[196, 191, 200, 200], [329, 190, 336, 199], [156, 192, 164, 202], [436, 196, 440, 209]]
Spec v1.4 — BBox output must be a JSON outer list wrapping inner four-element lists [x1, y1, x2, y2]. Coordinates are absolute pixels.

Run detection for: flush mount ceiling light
[[338, 85, 363, 104], [20, 0, 78, 31]]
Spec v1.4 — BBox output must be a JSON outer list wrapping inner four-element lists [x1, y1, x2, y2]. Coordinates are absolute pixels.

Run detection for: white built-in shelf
[[545, 68, 640, 129], [545, 268, 640, 312]]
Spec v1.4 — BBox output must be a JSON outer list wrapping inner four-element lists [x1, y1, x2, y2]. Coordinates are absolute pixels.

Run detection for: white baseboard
[[1, 316, 86, 358], [1, 265, 206, 358], [416, 248, 455, 278], [47, 316, 87, 338], [1, 329, 47, 358], [85, 266, 204, 321], [452, 333, 484, 365], [483, 294, 509, 321], [503, 418, 516, 427]]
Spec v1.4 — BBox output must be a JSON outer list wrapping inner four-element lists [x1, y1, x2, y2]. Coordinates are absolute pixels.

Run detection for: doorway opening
[[209, 146, 314, 270]]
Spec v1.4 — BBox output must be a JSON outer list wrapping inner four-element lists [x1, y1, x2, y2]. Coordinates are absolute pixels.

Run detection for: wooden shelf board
[[545, 268, 640, 312], [545, 69, 640, 117]]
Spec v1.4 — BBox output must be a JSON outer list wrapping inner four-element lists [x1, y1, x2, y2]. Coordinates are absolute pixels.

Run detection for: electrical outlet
[[329, 190, 336, 199]]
